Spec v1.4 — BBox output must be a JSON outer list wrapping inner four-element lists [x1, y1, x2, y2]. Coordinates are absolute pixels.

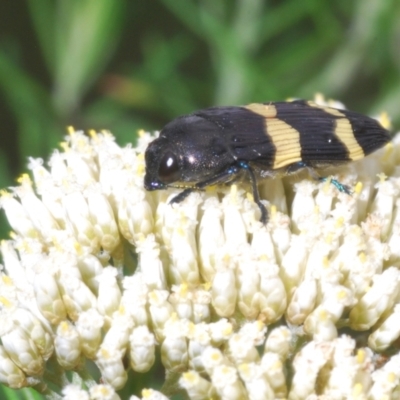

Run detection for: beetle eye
[[158, 152, 180, 183]]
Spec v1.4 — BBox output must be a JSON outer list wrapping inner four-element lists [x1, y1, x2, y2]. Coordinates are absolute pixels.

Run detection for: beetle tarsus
[[319, 177, 352, 195], [305, 165, 353, 195]]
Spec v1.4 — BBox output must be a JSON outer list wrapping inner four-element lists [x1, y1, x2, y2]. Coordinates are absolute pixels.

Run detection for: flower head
[[1, 97, 400, 399]]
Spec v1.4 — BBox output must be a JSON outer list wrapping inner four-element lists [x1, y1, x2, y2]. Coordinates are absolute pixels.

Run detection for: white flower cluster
[[0, 102, 400, 399]]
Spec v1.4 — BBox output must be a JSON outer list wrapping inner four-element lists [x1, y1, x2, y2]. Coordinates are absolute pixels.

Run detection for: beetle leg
[[169, 165, 241, 205], [169, 187, 195, 204], [306, 166, 352, 194], [318, 176, 352, 194], [285, 161, 308, 175], [286, 162, 352, 195], [237, 161, 267, 224], [246, 167, 267, 224], [170, 162, 268, 224]]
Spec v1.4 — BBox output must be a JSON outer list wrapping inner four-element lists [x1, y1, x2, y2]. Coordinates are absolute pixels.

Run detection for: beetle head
[[144, 114, 231, 190]]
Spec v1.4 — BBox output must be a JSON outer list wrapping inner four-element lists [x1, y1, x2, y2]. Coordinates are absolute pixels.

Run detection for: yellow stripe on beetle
[[308, 101, 365, 161], [245, 103, 302, 169]]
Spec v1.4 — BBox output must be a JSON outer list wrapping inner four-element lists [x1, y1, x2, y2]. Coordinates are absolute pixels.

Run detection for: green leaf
[[26, 0, 57, 75], [0, 385, 45, 400], [0, 51, 59, 161], [27, 0, 126, 119]]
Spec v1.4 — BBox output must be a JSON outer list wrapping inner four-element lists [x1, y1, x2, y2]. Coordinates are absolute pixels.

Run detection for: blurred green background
[[0, 0, 400, 398]]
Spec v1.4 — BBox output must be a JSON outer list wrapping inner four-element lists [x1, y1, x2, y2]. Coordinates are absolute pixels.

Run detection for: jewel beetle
[[144, 100, 391, 223]]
